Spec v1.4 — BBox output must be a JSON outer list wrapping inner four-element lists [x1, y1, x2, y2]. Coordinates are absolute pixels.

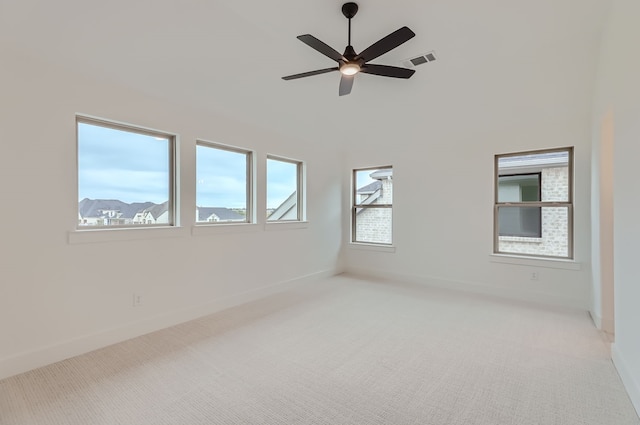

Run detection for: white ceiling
[[0, 0, 611, 147]]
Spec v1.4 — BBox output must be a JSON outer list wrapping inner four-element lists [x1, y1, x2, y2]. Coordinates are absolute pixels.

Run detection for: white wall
[[340, 37, 597, 310], [0, 46, 343, 380], [593, 0, 640, 415]]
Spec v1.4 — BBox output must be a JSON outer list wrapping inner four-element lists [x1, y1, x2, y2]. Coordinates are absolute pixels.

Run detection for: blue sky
[[355, 169, 378, 189], [78, 122, 297, 209], [78, 122, 170, 204], [266, 158, 297, 209]]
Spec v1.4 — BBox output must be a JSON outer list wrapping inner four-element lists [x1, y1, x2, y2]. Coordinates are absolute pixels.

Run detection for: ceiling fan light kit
[[282, 2, 416, 96]]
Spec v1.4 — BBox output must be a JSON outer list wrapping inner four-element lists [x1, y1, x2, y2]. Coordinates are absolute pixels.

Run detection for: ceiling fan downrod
[[342, 2, 359, 47]]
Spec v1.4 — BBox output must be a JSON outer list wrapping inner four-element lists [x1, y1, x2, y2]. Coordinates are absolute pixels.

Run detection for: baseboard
[[0, 268, 337, 381], [589, 310, 616, 338], [345, 267, 585, 310], [612, 344, 640, 417], [589, 310, 602, 328]]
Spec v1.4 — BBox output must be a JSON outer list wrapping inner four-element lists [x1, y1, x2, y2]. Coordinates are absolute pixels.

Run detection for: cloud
[[196, 144, 248, 207], [78, 121, 299, 210], [267, 159, 297, 208], [78, 122, 170, 203]]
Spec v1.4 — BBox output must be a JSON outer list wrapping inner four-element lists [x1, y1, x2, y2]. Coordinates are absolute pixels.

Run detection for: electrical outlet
[[133, 293, 143, 307], [530, 271, 539, 281]]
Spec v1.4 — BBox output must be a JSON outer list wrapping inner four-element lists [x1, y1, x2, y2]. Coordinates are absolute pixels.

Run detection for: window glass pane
[[196, 144, 248, 223], [497, 206, 568, 257], [498, 151, 569, 202], [355, 208, 392, 244], [267, 158, 298, 221], [354, 169, 392, 206], [77, 120, 171, 227], [497, 174, 540, 203], [498, 206, 541, 238]]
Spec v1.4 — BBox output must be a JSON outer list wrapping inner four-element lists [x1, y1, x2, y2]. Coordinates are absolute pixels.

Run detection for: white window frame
[[195, 140, 254, 225], [76, 115, 177, 230], [494, 147, 573, 259], [266, 155, 305, 222], [351, 166, 393, 246]]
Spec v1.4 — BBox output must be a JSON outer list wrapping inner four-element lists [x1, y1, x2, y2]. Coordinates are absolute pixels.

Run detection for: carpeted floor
[[1, 275, 638, 425]]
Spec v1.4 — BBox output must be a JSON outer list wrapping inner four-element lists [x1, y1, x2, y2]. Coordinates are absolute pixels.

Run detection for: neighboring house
[[197, 207, 245, 222], [133, 201, 170, 224], [267, 191, 298, 221], [497, 151, 569, 257], [78, 198, 154, 226], [356, 169, 392, 244]]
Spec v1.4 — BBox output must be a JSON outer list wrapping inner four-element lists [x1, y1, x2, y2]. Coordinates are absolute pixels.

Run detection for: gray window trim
[[266, 155, 304, 222], [351, 165, 393, 245], [493, 147, 574, 259], [76, 115, 177, 230], [195, 140, 254, 224]]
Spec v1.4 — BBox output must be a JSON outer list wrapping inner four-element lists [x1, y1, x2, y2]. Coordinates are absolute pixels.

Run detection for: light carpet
[[1, 275, 638, 425]]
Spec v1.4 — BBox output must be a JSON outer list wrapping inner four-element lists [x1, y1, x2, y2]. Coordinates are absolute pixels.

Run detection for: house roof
[[268, 192, 297, 220], [499, 151, 569, 174], [357, 181, 382, 194], [197, 207, 244, 221], [142, 201, 169, 220]]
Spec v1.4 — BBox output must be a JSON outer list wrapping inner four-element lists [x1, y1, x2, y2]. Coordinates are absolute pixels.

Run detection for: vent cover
[[402, 51, 437, 68]]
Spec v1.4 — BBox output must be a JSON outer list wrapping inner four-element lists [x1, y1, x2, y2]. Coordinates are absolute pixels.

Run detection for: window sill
[[489, 253, 581, 270], [264, 221, 309, 231], [349, 243, 396, 253], [192, 223, 260, 236], [69, 226, 187, 244], [499, 236, 543, 243]]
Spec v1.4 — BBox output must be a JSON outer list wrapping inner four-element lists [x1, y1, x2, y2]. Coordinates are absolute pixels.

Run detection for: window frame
[[351, 165, 393, 246], [195, 140, 254, 225], [76, 115, 177, 230], [493, 147, 574, 259], [266, 155, 304, 222]]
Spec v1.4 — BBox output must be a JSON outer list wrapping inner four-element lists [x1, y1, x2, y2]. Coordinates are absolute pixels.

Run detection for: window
[[266, 156, 304, 221], [77, 117, 175, 228], [196, 142, 252, 224], [494, 148, 573, 258], [352, 167, 393, 245]]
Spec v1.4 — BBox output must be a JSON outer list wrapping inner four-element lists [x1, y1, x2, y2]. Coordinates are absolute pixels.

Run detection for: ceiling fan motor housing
[[342, 2, 359, 19]]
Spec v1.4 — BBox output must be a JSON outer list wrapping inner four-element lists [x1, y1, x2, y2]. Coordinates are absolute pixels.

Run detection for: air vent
[[402, 51, 437, 68]]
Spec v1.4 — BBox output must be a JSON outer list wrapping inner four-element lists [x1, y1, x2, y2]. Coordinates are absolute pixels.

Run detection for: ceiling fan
[[282, 2, 416, 96]]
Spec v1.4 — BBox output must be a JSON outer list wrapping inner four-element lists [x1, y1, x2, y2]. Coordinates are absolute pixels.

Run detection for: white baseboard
[[589, 310, 616, 337], [612, 344, 640, 417], [0, 268, 337, 381], [589, 310, 602, 328], [345, 267, 586, 310]]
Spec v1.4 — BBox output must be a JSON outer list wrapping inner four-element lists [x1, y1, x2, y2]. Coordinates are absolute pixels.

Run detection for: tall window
[[494, 148, 573, 258], [77, 117, 175, 228], [196, 142, 252, 224], [266, 156, 304, 221], [352, 167, 393, 245]]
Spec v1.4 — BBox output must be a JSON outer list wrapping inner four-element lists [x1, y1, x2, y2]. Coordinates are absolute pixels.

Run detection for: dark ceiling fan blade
[[282, 67, 339, 80], [357, 26, 416, 62], [297, 34, 347, 62], [339, 75, 354, 96], [361, 64, 415, 79]]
